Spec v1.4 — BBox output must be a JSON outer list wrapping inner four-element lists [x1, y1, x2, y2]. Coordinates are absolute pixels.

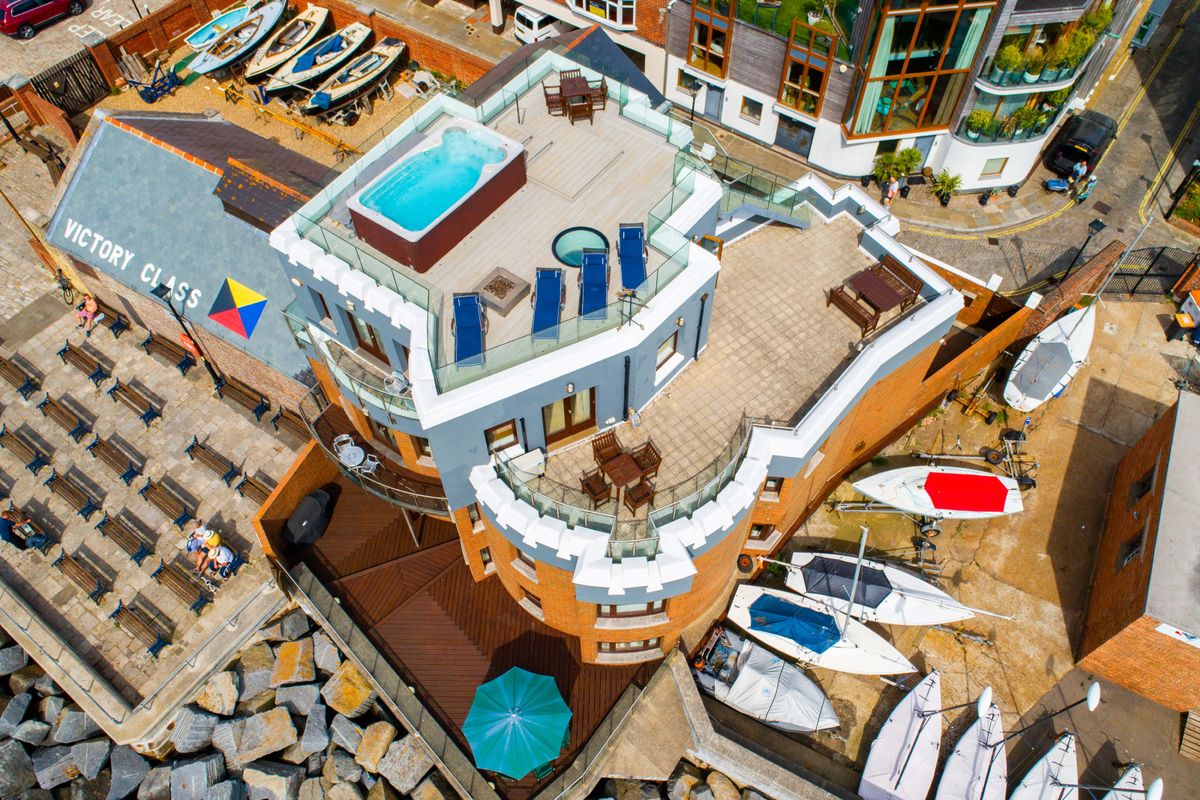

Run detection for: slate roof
[[215, 157, 325, 231]]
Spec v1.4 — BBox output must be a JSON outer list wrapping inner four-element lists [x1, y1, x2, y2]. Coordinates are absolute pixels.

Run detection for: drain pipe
[[661, 0, 679, 95], [693, 292, 708, 360], [623, 356, 631, 420]]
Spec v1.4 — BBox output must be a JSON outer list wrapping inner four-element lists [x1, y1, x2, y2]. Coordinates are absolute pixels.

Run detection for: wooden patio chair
[[623, 479, 655, 514], [559, 68, 582, 81], [632, 440, 662, 479], [543, 82, 564, 116], [592, 430, 621, 466], [566, 95, 593, 125], [580, 469, 612, 509], [589, 78, 608, 110]]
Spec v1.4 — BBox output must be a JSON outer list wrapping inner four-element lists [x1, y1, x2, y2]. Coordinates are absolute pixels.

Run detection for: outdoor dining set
[[332, 433, 382, 477], [580, 430, 662, 514], [826, 254, 923, 336], [543, 69, 608, 125]]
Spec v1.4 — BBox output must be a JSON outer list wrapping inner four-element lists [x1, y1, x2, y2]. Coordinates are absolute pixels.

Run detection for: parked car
[[513, 6, 570, 45], [1, 0, 85, 39], [1044, 110, 1118, 176]]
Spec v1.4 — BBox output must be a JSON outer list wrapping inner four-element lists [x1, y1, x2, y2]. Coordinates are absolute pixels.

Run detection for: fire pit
[[472, 267, 530, 316]]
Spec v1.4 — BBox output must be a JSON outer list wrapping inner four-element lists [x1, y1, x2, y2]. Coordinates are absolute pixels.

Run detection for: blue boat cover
[[618, 223, 646, 291], [532, 269, 563, 339], [579, 251, 608, 320], [453, 294, 485, 365], [294, 34, 342, 73], [748, 594, 840, 654], [311, 91, 331, 109]]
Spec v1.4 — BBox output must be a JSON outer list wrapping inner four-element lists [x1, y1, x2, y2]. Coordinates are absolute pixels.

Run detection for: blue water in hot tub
[[358, 128, 506, 234]]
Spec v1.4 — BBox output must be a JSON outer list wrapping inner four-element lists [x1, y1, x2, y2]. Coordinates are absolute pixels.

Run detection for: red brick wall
[[253, 439, 339, 557], [1079, 615, 1200, 711], [1019, 240, 1125, 340], [1077, 402, 1177, 659], [925, 264, 1021, 328], [98, 0, 230, 63]]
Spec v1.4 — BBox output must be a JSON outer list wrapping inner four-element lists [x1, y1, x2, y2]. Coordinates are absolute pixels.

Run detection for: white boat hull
[[1004, 305, 1096, 412], [860, 672, 942, 800], [263, 22, 370, 93], [728, 586, 915, 675], [244, 6, 329, 81], [1102, 764, 1145, 800], [304, 38, 406, 114], [190, 1, 286, 75], [934, 704, 1006, 800], [184, 5, 250, 50], [786, 551, 973, 626], [1009, 733, 1078, 800], [853, 466, 1023, 520]]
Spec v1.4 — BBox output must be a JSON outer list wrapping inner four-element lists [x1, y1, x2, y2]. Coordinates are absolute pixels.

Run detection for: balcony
[[955, 103, 1067, 145], [297, 386, 449, 516], [976, 33, 1101, 94]]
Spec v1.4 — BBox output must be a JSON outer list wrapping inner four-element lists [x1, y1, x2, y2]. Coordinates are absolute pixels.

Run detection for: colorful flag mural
[[208, 278, 268, 339]]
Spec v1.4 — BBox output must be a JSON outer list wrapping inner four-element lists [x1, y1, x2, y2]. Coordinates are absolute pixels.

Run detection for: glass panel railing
[[494, 460, 616, 535], [649, 415, 753, 529], [607, 522, 659, 561], [318, 336, 418, 420], [955, 107, 1061, 144], [281, 301, 313, 348]]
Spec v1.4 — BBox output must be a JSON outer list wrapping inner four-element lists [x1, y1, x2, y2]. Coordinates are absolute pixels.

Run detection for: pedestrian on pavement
[[884, 177, 900, 207], [0, 508, 30, 550], [1070, 160, 1088, 184]]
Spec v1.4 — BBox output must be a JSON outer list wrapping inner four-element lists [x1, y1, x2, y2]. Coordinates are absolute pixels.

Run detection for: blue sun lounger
[[579, 249, 609, 320], [618, 222, 647, 291], [452, 294, 486, 366], [532, 269, 565, 339]]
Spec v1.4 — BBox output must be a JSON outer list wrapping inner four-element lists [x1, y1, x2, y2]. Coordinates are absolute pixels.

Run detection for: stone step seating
[[109, 600, 170, 658], [36, 394, 92, 443], [150, 559, 211, 615], [56, 340, 110, 387], [42, 468, 102, 521], [94, 512, 154, 565], [0, 353, 40, 400], [0, 423, 51, 474], [51, 550, 109, 603], [137, 478, 194, 530], [140, 331, 195, 377], [106, 378, 162, 428]]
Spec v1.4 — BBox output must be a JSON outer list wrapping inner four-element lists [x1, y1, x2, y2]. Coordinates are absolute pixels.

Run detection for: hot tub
[[347, 119, 527, 272]]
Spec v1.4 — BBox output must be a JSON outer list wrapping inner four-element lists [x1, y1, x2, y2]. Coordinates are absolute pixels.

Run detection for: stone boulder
[[169, 753, 225, 800], [106, 745, 149, 800], [366, 779, 400, 800], [171, 706, 219, 754], [32, 673, 60, 697], [39, 695, 64, 725], [410, 774, 450, 800], [299, 703, 330, 757], [327, 783, 363, 800], [322, 750, 362, 785], [320, 662, 374, 718], [740, 791, 770, 800], [237, 689, 278, 717], [211, 720, 241, 770], [276, 684, 321, 717], [31, 744, 75, 789], [136, 766, 171, 800], [14, 719, 50, 745], [70, 738, 111, 780], [299, 778, 325, 800], [705, 771, 739, 800], [375, 737, 433, 795], [271, 640, 316, 688], [238, 643, 276, 701], [9, 664, 45, 695], [0, 692, 33, 736], [312, 633, 340, 675], [209, 780, 247, 800], [50, 705, 100, 744], [68, 772, 110, 800], [21, 788, 53, 800], [262, 609, 310, 642], [666, 768, 702, 800], [244, 760, 305, 800], [0, 645, 29, 675], [690, 786, 714, 800], [238, 707, 299, 763], [195, 672, 240, 716], [0, 738, 37, 797], [329, 715, 363, 755], [354, 721, 396, 774]]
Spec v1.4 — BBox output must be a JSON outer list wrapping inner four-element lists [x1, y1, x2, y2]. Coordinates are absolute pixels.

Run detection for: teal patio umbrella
[[462, 667, 572, 779]]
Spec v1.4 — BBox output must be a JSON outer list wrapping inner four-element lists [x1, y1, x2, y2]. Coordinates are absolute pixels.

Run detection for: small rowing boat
[[859, 672, 942, 800], [933, 702, 1006, 800], [852, 466, 1023, 520], [1009, 733, 1078, 800], [190, 0, 286, 76], [263, 22, 370, 94], [1003, 304, 1096, 412], [244, 5, 329, 82], [184, 3, 253, 51], [304, 37, 407, 115]]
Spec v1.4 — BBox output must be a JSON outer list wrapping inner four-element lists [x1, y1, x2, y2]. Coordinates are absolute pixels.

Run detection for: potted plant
[[1081, 5, 1113, 33], [1012, 105, 1041, 137], [1042, 39, 1069, 81], [1066, 29, 1097, 68], [1044, 86, 1071, 112], [895, 146, 923, 177], [872, 152, 898, 184], [799, 0, 824, 25], [965, 109, 992, 141], [992, 44, 1025, 83], [931, 169, 962, 206], [1023, 47, 1046, 83]]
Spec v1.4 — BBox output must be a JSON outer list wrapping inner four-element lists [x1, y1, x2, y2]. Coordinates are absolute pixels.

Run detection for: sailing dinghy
[[1009, 733, 1078, 800], [184, 3, 254, 50], [859, 672, 942, 800], [1003, 304, 1096, 412], [303, 37, 407, 115], [933, 701, 1006, 800], [852, 466, 1022, 520], [727, 586, 915, 675], [1104, 764, 1164, 800], [190, 0, 286, 75], [786, 551, 974, 626], [264, 22, 370, 94], [692, 626, 840, 733], [244, 5, 329, 82]]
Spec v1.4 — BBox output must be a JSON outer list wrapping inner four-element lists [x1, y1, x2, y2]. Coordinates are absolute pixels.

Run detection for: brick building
[[1078, 390, 1200, 712]]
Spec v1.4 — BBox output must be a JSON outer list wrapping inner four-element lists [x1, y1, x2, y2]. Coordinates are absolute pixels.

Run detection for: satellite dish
[[1086, 682, 1102, 712], [977, 687, 993, 718], [1145, 777, 1164, 800]]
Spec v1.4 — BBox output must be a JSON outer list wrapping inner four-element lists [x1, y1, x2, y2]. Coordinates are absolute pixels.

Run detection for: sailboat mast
[[843, 526, 869, 636]]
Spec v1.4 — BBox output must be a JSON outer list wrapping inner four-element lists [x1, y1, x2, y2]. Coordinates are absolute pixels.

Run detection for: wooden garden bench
[[184, 436, 238, 485], [0, 354, 39, 399], [91, 298, 130, 339], [107, 378, 162, 428], [36, 395, 91, 443], [0, 424, 50, 475], [56, 341, 110, 387], [42, 469, 102, 521], [235, 472, 275, 505], [109, 600, 169, 658], [94, 512, 153, 565], [828, 285, 879, 336], [141, 331, 195, 377], [138, 478, 193, 529], [52, 551, 109, 603], [270, 406, 308, 440], [215, 374, 270, 421], [151, 560, 211, 615], [86, 436, 143, 485]]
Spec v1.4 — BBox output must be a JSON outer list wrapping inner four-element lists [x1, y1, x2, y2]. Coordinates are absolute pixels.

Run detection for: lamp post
[[1061, 218, 1107, 282], [682, 81, 701, 122], [1165, 159, 1200, 219], [150, 283, 221, 385]]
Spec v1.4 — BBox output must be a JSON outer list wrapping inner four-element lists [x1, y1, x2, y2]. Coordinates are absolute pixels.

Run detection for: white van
[[514, 6, 570, 44]]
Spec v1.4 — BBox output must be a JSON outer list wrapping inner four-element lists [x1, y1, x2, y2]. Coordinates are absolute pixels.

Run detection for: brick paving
[[0, 140, 60, 326], [0, 299, 299, 702]]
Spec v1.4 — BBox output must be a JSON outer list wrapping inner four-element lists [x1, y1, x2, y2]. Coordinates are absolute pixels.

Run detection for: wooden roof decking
[[297, 479, 652, 797]]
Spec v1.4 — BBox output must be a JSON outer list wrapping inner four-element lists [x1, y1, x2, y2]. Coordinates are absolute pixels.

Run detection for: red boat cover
[[922, 472, 1009, 513]]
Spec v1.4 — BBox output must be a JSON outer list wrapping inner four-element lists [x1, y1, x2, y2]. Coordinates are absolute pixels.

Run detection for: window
[[1118, 530, 1146, 570], [778, 20, 837, 118], [569, 0, 634, 27], [980, 157, 1008, 178], [518, 550, 537, 569], [523, 589, 542, 610], [542, 387, 596, 447], [468, 503, 481, 525], [312, 290, 335, 329], [413, 436, 433, 458], [762, 477, 784, 496], [348, 313, 387, 362], [688, 0, 734, 79], [749, 523, 775, 541], [484, 420, 519, 453], [599, 638, 661, 653], [598, 600, 665, 618], [1129, 466, 1156, 507], [677, 69, 701, 91], [480, 546, 492, 566], [739, 97, 763, 122], [657, 332, 679, 369]]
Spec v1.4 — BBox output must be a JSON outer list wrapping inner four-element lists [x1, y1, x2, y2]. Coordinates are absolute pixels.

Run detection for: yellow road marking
[[1137, 100, 1200, 223]]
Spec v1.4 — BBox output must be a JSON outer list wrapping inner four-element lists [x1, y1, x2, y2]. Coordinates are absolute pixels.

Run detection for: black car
[[1045, 111, 1118, 176]]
